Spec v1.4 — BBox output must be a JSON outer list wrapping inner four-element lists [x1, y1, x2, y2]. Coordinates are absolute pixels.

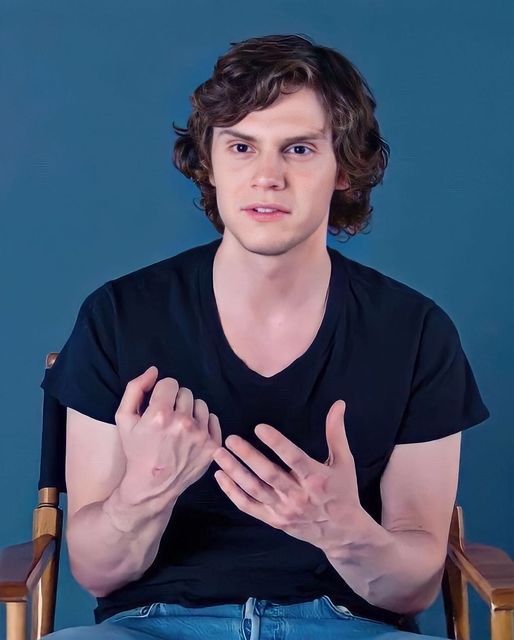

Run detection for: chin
[[243, 235, 312, 259]]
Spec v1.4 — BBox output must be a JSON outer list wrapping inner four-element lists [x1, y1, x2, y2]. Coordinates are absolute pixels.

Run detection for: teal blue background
[[1, 1, 512, 637]]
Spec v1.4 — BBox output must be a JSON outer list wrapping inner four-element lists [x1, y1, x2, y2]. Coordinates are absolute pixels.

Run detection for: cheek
[[301, 176, 336, 200]]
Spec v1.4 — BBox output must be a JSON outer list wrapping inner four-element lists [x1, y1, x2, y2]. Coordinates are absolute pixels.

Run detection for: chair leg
[[491, 609, 513, 640], [6, 602, 27, 640], [31, 552, 59, 640], [443, 558, 470, 640]]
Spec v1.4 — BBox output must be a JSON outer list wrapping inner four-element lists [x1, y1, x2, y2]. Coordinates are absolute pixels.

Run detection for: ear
[[208, 171, 216, 188], [334, 168, 350, 192]]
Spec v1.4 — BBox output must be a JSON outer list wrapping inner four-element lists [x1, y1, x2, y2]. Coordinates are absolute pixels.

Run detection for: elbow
[[393, 594, 436, 616], [69, 560, 113, 598], [85, 585, 111, 598], [367, 559, 446, 615], [404, 557, 447, 614], [68, 550, 144, 598], [394, 587, 441, 616], [89, 586, 112, 598], [373, 586, 439, 616], [406, 570, 446, 615]]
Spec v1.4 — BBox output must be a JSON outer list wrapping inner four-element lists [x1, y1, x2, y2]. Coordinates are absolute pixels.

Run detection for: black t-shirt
[[41, 238, 490, 627]]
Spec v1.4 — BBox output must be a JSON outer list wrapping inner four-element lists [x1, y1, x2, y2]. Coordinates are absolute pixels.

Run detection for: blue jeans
[[42, 596, 448, 639]]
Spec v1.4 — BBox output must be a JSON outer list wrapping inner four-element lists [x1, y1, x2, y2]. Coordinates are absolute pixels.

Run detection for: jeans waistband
[[242, 597, 260, 640]]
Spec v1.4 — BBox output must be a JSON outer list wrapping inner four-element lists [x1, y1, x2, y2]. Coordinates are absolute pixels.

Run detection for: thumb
[[325, 399, 350, 465], [116, 365, 159, 429]]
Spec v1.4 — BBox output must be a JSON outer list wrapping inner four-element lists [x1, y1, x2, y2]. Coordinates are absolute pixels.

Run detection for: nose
[[250, 151, 286, 189]]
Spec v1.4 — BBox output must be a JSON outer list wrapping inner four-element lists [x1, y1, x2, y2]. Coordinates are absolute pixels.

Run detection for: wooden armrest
[[449, 541, 514, 610], [0, 535, 55, 601]]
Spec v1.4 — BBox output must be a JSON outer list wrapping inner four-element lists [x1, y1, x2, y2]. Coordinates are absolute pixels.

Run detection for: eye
[[230, 143, 251, 153], [228, 143, 313, 155], [286, 145, 313, 156]]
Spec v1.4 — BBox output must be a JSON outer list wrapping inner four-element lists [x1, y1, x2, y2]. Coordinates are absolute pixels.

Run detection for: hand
[[212, 400, 361, 554], [115, 366, 222, 504]]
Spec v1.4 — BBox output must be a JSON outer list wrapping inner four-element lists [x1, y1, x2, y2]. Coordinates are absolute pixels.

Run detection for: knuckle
[[248, 479, 262, 495], [174, 414, 196, 430], [289, 455, 304, 469], [266, 471, 280, 486], [152, 408, 172, 427]]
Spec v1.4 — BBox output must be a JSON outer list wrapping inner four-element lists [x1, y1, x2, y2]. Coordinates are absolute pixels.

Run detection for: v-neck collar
[[199, 238, 347, 387]]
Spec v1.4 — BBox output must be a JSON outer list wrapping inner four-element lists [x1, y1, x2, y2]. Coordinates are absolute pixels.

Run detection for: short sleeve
[[396, 304, 490, 444], [40, 283, 123, 425]]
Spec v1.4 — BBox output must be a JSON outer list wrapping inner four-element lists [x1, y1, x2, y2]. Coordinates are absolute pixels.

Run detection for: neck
[[212, 236, 331, 324]]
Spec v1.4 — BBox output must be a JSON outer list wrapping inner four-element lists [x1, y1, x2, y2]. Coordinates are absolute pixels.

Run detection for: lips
[[242, 202, 291, 213]]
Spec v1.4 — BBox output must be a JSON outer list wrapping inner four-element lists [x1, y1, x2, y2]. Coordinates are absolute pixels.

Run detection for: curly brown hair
[[172, 33, 390, 241]]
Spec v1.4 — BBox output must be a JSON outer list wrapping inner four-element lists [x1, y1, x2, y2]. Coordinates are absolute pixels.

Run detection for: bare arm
[[65, 409, 180, 597], [323, 432, 461, 614], [212, 399, 461, 615], [65, 367, 221, 597]]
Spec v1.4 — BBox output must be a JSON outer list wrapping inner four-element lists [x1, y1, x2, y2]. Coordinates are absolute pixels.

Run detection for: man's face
[[209, 85, 349, 257]]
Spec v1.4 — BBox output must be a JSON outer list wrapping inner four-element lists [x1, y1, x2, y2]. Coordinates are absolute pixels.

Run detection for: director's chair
[[0, 353, 513, 639]]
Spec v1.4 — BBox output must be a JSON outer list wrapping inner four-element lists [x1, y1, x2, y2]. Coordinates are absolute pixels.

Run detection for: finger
[[207, 412, 223, 447], [174, 386, 194, 414], [214, 470, 272, 525], [254, 424, 314, 480], [116, 366, 159, 428], [325, 400, 352, 465], [223, 435, 294, 492], [148, 377, 180, 406], [213, 447, 276, 504], [193, 398, 209, 424]]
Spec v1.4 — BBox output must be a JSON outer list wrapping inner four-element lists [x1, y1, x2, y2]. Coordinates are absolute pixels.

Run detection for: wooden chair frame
[[1, 354, 513, 639]]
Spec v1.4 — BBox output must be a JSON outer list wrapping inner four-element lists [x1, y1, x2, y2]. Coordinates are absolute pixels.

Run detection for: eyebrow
[[217, 127, 328, 145]]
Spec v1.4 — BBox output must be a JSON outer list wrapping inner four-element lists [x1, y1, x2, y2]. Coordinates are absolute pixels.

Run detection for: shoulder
[[110, 240, 214, 293], [83, 240, 217, 309], [340, 252, 434, 309], [336, 252, 456, 338]]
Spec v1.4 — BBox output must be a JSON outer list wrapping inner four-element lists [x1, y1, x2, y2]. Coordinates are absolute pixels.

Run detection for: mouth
[[243, 208, 290, 221], [242, 203, 291, 213]]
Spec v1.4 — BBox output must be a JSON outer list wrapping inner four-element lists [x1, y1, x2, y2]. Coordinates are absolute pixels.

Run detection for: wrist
[[116, 469, 181, 523], [322, 504, 379, 561], [119, 465, 180, 506], [102, 487, 144, 535]]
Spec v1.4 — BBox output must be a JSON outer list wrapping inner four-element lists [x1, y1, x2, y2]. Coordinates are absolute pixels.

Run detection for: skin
[[212, 400, 359, 552], [208, 85, 349, 325], [208, 86, 360, 553], [205, 85, 461, 614], [65, 85, 461, 614]]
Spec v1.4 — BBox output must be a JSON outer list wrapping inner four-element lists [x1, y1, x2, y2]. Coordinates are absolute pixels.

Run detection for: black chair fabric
[[38, 391, 67, 492]]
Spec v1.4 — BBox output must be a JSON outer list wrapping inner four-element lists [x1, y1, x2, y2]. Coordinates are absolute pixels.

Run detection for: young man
[[41, 34, 489, 639]]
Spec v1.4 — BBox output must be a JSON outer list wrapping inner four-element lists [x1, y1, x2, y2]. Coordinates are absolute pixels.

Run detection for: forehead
[[213, 86, 329, 138]]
